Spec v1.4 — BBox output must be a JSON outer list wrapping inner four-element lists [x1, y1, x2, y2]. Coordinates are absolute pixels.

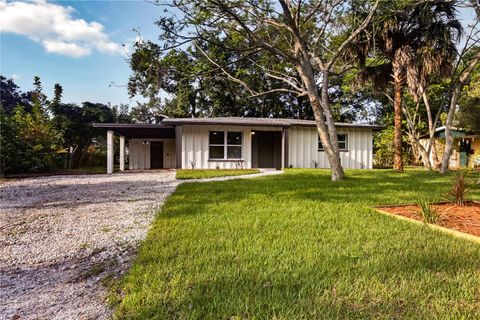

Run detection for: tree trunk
[[295, 60, 344, 181], [392, 76, 404, 172], [422, 92, 439, 168], [403, 106, 431, 169], [440, 85, 460, 173]]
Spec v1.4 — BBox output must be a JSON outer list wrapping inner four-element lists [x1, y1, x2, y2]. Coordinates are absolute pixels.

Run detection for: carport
[[92, 123, 177, 173]]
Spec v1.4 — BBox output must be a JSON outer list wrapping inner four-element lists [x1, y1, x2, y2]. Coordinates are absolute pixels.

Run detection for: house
[[419, 126, 480, 168], [92, 117, 383, 173]]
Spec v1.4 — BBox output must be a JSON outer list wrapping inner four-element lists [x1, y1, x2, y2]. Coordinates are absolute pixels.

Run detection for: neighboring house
[[419, 126, 480, 168], [93, 117, 383, 173]]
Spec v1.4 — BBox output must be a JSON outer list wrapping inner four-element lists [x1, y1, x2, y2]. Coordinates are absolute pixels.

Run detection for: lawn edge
[[373, 207, 480, 245]]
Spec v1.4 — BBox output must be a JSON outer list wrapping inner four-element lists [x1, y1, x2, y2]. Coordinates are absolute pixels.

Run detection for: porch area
[[92, 123, 178, 174]]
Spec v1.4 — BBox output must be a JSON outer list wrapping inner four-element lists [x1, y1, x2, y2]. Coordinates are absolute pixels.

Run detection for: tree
[[50, 102, 116, 168], [127, 38, 313, 119], [51, 83, 63, 110], [0, 75, 32, 114], [0, 76, 63, 174], [153, 0, 379, 181], [440, 46, 480, 173], [350, 0, 462, 171]]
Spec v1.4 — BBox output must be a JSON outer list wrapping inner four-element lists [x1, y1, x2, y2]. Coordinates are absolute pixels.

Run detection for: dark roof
[[92, 123, 175, 139], [162, 117, 384, 130], [92, 118, 384, 137]]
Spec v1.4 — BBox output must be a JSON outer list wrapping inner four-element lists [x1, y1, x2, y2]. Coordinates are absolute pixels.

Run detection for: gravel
[[0, 171, 179, 320]]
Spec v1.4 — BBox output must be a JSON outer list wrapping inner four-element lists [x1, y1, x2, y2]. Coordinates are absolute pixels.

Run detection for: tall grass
[[417, 195, 440, 224]]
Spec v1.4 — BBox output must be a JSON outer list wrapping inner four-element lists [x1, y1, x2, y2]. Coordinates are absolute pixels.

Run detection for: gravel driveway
[[0, 171, 179, 320]]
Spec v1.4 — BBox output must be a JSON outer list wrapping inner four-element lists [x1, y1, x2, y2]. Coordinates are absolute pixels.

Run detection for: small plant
[[312, 160, 319, 169], [189, 159, 196, 170], [418, 195, 440, 224], [235, 162, 244, 170], [215, 165, 220, 170], [448, 170, 472, 206]]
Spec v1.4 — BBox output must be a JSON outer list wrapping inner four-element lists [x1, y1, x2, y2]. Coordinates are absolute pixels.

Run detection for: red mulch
[[377, 202, 480, 237]]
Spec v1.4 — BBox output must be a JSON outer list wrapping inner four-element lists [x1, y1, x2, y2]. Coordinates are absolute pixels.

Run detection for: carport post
[[107, 130, 114, 174], [119, 136, 125, 171]]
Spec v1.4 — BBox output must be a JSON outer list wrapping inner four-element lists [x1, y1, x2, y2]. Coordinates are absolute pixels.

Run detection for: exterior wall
[[182, 125, 254, 169], [288, 126, 373, 169], [420, 138, 461, 168], [128, 138, 175, 170], [181, 124, 373, 170]]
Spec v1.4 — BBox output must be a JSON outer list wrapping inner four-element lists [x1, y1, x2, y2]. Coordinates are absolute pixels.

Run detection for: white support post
[[119, 136, 125, 171], [107, 130, 114, 174]]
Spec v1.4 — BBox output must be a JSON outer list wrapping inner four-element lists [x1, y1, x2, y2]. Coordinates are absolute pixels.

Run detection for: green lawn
[[111, 169, 480, 319], [176, 169, 259, 179]]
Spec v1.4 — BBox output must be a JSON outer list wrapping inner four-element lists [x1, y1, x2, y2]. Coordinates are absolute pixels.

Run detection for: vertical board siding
[[181, 125, 257, 169], [129, 139, 175, 169], [288, 127, 373, 169]]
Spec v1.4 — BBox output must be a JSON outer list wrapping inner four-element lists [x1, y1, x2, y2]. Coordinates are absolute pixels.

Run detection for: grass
[[111, 169, 480, 319], [176, 169, 259, 179]]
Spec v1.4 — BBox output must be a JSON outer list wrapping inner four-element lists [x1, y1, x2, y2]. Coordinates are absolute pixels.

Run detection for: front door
[[252, 131, 282, 169], [150, 142, 163, 169]]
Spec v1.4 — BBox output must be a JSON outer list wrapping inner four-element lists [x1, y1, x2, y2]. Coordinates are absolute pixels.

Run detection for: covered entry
[[251, 131, 282, 169], [92, 123, 176, 173]]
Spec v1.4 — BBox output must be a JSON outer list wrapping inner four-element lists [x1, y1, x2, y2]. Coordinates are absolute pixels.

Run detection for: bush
[[448, 170, 472, 206]]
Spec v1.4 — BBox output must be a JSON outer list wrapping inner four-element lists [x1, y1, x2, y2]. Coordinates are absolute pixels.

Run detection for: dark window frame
[[318, 133, 348, 152], [209, 130, 243, 160]]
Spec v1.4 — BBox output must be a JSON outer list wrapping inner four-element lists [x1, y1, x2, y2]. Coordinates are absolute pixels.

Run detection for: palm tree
[[349, 1, 462, 171]]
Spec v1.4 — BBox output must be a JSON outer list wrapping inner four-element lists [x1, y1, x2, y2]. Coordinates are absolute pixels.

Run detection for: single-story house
[[420, 126, 480, 168], [93, 117, 383, 173]]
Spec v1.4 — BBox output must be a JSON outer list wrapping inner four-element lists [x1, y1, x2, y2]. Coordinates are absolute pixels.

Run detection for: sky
[[0, 0, 162, 106], [0, 1, 477, 107]]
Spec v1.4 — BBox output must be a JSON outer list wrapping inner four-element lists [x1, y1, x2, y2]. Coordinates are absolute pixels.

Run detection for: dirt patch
[[377, 202, 480, 237]]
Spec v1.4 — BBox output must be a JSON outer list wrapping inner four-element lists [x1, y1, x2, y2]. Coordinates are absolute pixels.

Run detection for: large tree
[[349, 0, 462, 171], [153, 0, 379, 181]]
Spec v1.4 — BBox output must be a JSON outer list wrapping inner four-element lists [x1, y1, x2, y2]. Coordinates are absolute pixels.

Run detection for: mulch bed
[[376, 201, 480, 237]]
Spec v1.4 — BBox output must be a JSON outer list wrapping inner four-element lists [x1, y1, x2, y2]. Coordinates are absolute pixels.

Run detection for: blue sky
[[0, 1, 477, 107], [1, 0, 162, 106]]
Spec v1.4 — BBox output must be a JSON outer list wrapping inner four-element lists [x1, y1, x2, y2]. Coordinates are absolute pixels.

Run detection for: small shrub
[[448, 170, 472, 206], [189, 159, 196, 169], [235, 162, 244, 170], [312, 160, 319, 169], [418, 195, 440, 224]]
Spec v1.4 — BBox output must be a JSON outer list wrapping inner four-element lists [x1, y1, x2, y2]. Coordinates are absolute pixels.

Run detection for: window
[[318, 134, 348, 151], [209, 131, 243, 160]]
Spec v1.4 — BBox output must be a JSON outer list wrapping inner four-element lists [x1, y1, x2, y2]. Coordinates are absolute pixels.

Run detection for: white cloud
[[0, 0, 123, 58], [11, 73, 20, 80]]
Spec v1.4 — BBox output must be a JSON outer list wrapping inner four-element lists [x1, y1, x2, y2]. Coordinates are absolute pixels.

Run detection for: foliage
[[1, 75, 129, 174], [127, 40, 318, 120], [458, 61, 480, 132], [417, 195, 440, 224], [1, 103, 63, 175], [448, 170, 473, 206], [111, 169, 480, 319], [176, 169, 259, 179], [373, 121, 412, 167], [0, 75, 33, 114]]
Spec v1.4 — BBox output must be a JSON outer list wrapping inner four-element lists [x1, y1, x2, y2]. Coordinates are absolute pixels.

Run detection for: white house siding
[[181, 125, 286, 169], [181, 125, 252, 169], [288, 126, 373, 169], [128, 139, 176, 170]]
